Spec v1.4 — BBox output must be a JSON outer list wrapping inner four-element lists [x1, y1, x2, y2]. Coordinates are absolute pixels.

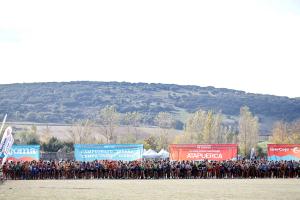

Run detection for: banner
[[169, 144, 238, 161], [0, 145, 40, 162], [268, 144, 300, 161], [74, 144, 143, 161]]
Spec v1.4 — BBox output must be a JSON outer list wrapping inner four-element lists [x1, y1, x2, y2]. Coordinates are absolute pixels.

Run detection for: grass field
[[0, 179, 300, 200]]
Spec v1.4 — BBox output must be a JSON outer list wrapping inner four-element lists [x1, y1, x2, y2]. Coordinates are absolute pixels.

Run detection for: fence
[[40, 151, 74, 161]]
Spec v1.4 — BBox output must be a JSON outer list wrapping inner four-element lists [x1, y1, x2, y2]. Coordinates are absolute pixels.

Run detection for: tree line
[[8, 105, 300, 158]]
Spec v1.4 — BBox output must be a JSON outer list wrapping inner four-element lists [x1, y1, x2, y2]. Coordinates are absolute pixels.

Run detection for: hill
[[1, 81, 300, 134]]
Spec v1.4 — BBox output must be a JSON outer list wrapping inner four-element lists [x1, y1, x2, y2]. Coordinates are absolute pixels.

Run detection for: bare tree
[[97, 105, 119, 143], [123, 112, 143, 142], [154, 112, 174, 149], [40, 124, 52, 143], [238, 106, 259, 157], [222, 125, 238, 143], [68, 119, 95, 144]]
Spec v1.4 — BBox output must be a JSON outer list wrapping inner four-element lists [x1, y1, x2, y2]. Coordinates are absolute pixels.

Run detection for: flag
[[0, 114, 7, 142], [250, 147, 256, 160], [0, 127, 14, 165]]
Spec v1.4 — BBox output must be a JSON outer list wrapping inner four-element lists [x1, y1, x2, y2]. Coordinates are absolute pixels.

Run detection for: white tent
[[157, 149, 169, 159], [143, 149, 159, 159], [142, 149, 151, 156], [143, 149, 147, 154]]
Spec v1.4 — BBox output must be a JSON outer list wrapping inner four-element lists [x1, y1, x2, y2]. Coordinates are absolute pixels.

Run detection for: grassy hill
[[1, 81, 300, 134]]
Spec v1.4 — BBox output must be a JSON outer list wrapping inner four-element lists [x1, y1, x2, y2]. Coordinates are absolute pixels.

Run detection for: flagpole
[[0, 114, 7, 138], [0, 114, 7, 170]]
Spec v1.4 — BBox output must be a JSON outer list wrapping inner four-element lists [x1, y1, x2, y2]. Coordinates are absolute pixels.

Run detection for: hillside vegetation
[[0, 81, 300, 132]]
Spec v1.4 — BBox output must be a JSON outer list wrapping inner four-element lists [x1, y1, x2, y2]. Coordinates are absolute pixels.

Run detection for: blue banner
[[0, 145, 40, 162], [74, 144, 143, 161]]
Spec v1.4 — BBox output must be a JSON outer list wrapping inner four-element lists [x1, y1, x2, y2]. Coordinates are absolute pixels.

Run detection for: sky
[[0, 0, 300, 97]]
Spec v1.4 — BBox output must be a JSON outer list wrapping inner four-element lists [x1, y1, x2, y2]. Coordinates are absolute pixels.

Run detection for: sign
[[169, 144, 238, 161], [0, 145, 40, 162], [74, 144, 143, 161], [268, 144, 300, 161]]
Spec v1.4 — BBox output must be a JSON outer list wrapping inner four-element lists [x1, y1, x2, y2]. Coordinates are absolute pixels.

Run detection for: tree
[[14, 125, 40, 145], [97, 105, 119, 143], [222, 125, 238, 144], [41, 137, 64, 152], [270, 120, 300, 144], [154, 112, 174, 149], [123, 112, 143, 142], [40, 125, 52, 143], [289, 120, 300, 143], [183, 109, 224, 144], [154, 112, 174, 130], [68, 119, 96, 144], [238, 106, 259, 157], [212, 113, 224, 143], [41, 137, 74, 153], [185, 110, 207, 143], [202, 111, 223, 143], [157, 133, 169, 150], [270, 121, 290, 144], [143, 135, 158, 150]]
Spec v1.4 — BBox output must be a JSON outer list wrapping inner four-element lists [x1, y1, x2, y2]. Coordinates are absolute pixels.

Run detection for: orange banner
[[169, 144, 238, 161]]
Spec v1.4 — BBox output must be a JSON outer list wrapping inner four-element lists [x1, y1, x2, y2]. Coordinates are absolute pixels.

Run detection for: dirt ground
[[0, 179, 300, 200]]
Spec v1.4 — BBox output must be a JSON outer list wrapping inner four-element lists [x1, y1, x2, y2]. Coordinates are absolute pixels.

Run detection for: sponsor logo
[[187, 153, 222, 159], [11, 148, 38, 155], [196, 145, 211, 149], [270, 148, 289, 152], [293, 147, 300, 154]]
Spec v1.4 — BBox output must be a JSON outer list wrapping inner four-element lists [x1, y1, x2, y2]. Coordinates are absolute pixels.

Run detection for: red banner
[[268, 144, 300, 161], [169, 144, 238, 161]]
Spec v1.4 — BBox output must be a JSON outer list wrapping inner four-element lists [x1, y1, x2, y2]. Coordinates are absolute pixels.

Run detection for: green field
[[0, 179, 300, 200]]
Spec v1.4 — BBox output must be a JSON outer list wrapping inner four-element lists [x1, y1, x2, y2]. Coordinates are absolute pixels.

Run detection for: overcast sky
[[0, 0, 299, 97]]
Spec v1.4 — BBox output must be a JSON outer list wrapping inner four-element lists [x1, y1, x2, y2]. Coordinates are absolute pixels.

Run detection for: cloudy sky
[[0, 0, 299, 97]]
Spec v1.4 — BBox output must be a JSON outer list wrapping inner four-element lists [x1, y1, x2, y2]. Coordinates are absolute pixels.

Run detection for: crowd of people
[[1, 159, 300, 180]]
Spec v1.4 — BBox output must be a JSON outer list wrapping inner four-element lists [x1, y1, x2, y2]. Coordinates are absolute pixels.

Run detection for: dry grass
[[1, 179, 300, 200]]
